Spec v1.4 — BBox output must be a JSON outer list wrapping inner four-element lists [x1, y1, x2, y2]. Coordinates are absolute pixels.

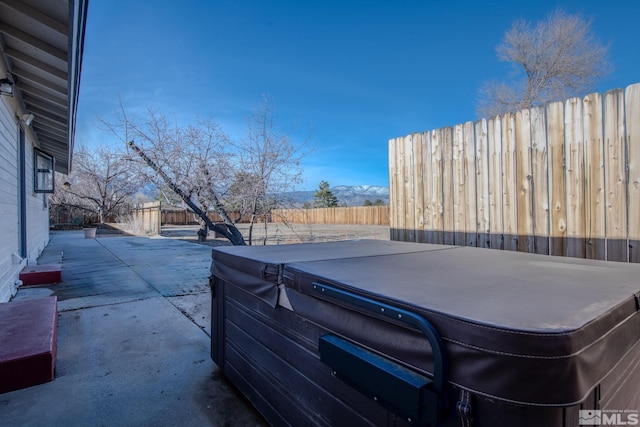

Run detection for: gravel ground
[[160, 223, 391, 247]]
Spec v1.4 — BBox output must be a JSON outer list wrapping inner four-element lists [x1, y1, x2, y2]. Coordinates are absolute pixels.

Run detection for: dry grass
[[161, 223, 390, 247]]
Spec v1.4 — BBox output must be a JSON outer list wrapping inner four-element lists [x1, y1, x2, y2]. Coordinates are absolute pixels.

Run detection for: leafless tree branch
[[478, 9, 611, 118]]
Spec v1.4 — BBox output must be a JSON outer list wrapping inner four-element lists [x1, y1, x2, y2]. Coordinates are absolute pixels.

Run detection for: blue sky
[[76, 0, 640, 191]]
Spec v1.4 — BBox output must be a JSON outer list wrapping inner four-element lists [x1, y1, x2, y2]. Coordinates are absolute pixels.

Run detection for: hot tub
[[210, 240, 640, 426]]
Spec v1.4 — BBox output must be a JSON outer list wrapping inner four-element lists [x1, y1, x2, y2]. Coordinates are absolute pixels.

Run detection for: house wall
[[25, 150, 51, 263], [0, 95, 50, 302], [0, 96, 22, 302]]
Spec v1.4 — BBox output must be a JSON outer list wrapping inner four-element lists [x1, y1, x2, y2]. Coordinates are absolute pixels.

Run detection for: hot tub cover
[[281, 246, 640, 406], [210, 239, 453, 307]]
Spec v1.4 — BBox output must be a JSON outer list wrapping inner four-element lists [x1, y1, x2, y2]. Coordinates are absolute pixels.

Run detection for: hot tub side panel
[[209, 242, 640, 426], [210, 276, 610, 427], [211, 276, 403, 426]]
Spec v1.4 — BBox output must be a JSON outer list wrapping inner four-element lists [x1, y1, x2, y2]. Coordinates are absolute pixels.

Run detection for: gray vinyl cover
[[281, 245, 640, 407], [210, 239, 453, 307]]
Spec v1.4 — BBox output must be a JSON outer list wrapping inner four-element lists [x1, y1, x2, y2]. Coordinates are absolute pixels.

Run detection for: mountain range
[[280, 185, 390, 207]]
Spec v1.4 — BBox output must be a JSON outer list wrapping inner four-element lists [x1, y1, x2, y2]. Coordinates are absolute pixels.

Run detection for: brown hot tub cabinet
[[209, 240, 640, 426]]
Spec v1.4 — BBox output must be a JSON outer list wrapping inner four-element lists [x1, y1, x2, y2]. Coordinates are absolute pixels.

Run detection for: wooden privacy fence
[[389, 83, 640, 262], [163, 208, 228, 225], [132, 204, 271, 233], [272, 206, 390, 225], [132, 201, 161, 235]]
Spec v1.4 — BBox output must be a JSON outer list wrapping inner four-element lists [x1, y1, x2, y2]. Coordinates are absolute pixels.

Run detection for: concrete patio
[[1, 230, 267, 426]]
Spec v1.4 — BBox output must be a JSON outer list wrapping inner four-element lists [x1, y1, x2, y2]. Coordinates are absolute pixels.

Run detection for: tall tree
[[231, 96, 307, 244], [50, 145, 141, 224], [313, 180, 339, 208], [104, 98, 308, 246], [477, 10, 610, 117], [120, 111, 247, 245]]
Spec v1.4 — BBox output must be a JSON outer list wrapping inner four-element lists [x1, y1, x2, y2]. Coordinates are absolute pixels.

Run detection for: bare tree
[[50, 145, 140, 224], [478, 10, 610, 117], [228, 96, 308, 245], [117, 111, 247, 245], [102, 97, 308, 246]]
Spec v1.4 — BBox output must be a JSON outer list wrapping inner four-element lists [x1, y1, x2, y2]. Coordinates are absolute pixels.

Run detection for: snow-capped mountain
[[332, 185, 389, 198], [278, 185, 389, 207]]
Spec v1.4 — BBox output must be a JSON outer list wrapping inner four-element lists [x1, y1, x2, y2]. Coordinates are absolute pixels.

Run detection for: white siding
[[0, 96, 51, 302], [25, 145, 50, 263], [0, 97, 22, 302]]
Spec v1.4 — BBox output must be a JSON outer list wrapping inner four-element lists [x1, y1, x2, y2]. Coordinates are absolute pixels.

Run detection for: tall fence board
[[503, 113, 518, 251], [475, 119, 490, 248], [389, 82, 640, 262], [488, 116, 503, 250], [627, 84, 640, 262], [515, 109, 534, 253], [565, 97, 586, 259], [405, 134, 417, 242], [441, 127, 455, 245], [547, 101, 567, 256], [453, 124, 465, 245], [389, 138, 399, 240], [430, 130, 444, 244], [530, 106, 549, 255], [463, 121, 477, 247], [583, 93, 605, 260], [414, 132, 426, 242], [604, 89, 627, 262]]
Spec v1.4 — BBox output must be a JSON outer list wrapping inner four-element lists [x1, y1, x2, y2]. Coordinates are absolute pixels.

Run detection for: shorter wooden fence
[[132, 203, 271, 235], [161, 208, 268, 225], [162, 208, 225, 225], [132, 204, 388, 233], [272, 206, 389, 226], [132, 201, 161, 235]]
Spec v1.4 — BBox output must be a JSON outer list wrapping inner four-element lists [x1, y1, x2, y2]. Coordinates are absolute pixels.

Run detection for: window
[[34, 149, 55, 193]]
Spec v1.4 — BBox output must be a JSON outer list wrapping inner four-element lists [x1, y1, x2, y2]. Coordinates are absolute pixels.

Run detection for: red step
[[0, 296, 58, 393], [19, 264, 61, 286]]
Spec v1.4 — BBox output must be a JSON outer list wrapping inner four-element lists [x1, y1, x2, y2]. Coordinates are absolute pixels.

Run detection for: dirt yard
[[160, 223, 390, 247]]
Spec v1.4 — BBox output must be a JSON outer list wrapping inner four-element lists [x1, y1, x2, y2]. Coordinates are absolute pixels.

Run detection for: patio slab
[[1, 230, 266, 426]]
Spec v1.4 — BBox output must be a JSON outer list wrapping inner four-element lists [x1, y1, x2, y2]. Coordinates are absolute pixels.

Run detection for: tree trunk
[[248, 197, 258, 245], [197, 218, 208, 242], [127, 140, 246, 245], [248, 215, 255, 246], [262, 217, 268, 245]]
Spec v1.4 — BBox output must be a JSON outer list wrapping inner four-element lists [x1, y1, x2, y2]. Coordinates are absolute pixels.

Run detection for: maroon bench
[[0, 296, 58, 393], [19, 264, 61, 286]]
